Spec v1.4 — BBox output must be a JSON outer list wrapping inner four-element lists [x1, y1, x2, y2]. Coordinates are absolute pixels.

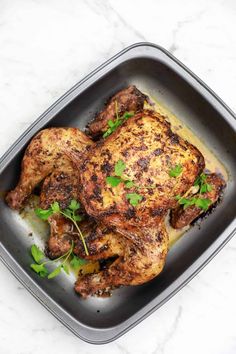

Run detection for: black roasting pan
[[0, 43, 235, 344]]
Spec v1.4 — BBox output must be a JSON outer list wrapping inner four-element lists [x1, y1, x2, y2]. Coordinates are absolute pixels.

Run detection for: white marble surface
[[0, 0, 236, 353]]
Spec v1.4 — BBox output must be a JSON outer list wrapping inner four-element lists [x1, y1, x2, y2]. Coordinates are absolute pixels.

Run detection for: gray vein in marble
[[168, 9, 206, 54], [84, 0, 146, 42], [116, 342, 131, 354], [152, 306, 182, 354]]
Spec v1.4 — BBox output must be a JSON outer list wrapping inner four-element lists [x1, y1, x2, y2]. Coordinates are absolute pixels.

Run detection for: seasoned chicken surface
[[170, 173, 226, 229], [75, 221, 168, 297], [78, 110, 205, 229], [6, 128, 93, 210], [45, 214, 75, 259], [87, 85, 147, 137], [45, 214, 94, 259], [40, 168, 81, 210], [5, 86, 226, 298], [46, 213, 124, 261]]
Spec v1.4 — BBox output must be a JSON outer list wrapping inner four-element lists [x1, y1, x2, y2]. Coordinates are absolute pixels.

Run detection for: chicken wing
[[87, 85, 147, 138]]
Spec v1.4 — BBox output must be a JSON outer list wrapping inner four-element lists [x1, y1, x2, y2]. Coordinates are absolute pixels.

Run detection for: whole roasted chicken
[[6, 86, 225, 297]]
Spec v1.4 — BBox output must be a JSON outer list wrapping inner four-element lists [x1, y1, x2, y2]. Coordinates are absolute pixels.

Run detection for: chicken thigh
[[75, 221, 168, 297], [6, 127, 93, 210]]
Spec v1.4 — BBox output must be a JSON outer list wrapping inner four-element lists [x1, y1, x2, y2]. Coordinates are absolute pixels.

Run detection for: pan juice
[[145, 96, 228, 247]]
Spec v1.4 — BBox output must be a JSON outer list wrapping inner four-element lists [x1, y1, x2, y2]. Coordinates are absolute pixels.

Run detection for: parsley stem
[[62, 242, 74, 265], [40, 242, 73, 266], [60, 211, 89, 256]]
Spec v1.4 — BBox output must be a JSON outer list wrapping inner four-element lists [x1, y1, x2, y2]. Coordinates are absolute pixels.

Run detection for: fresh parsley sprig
[[175, 172, 213, 211], [176, 195, 211, 211], [30, 242, 87, 279], [194, 173, 212, 193], [35, 199, 89, 255], [103, 101, 134, 138]]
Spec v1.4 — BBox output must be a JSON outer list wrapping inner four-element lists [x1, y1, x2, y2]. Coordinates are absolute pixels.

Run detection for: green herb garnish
[[103, 101, 134, 138], [70, 253, 87, 269], [126, 193, 143, 206], [106, 176, 122, 187], [169, 164, 183, 177], [31, 244, 44, 264], [114, 159, 126, 176], [106, 160, 154, 206], [30, 243, 86, 279], [35, 199, 88, 255], [106, 160, 129, 188], [176, 195, 211, 211], [194, 173, 212, 194]]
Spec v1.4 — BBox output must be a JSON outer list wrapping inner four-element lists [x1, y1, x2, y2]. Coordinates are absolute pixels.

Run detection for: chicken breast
[[77, 110, 205, 229]]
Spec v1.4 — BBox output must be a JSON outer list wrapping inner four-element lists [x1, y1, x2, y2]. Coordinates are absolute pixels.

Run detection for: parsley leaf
[[68, 199, 80, 211], [194, 173, 212, 194], [200, 183, 212, 193], [51, 201, 60, 213], [176, 195, 211, 211], [106, 176, 122, 187], [194, 198, 211, 211], [126, 193, 142, 206], [30, 263, 49, 278], [169, 164, 183, 177], [177, 197, 195, 209], [48, 265, 62, 279], [124, 180, 134, 188], [31, 244, 44, 264], [102, 100, 134, 138], [35, 208, 53, 220], [115, 160, 126, 176], [122, 112, 134, 119], [62, 264, 70, 275], [70, 254, 87, 269], [73, 214, 83, 222]]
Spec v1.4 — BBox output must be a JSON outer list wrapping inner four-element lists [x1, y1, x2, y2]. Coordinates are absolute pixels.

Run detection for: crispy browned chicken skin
[[75, 221, 168, 297], [67, 109, 205, 296], [78, 110, 205, 229], [5, 86, 226, 298], [87, 85, 147, 137], [6, 127, 93, 210]]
